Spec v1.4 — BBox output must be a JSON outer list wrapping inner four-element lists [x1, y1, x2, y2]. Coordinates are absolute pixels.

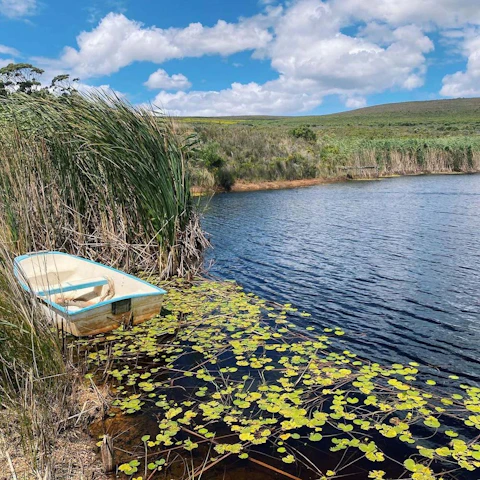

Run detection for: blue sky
[[1, 0, 479, 116]]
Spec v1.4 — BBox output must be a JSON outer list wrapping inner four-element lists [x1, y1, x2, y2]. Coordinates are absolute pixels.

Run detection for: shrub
[[200, 142, 225, 169], [290, 125, 317, 142], [216, 167, 235, 191]]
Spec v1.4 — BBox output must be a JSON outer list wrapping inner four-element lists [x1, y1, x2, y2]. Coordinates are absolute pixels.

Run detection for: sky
[[1, 0, 480, 116]]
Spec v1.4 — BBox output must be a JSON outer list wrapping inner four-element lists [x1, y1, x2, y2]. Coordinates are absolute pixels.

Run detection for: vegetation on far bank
[[181, 98, 480, 191]]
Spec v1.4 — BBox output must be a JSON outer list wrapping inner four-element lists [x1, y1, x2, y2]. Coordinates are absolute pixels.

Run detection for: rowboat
[[14, 251, 166, 337]]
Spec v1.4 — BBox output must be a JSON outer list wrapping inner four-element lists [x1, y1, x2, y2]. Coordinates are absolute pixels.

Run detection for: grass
[[178, 98, 480, 189], [0, 243, 71, 478], [0, 92, 208, 278]]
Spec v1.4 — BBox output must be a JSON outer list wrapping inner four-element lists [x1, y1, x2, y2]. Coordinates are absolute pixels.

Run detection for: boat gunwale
[[13, 251, 167, 317]]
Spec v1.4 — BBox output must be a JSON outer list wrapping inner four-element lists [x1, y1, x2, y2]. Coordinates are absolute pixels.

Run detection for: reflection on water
[[202, 175, 480, 382]]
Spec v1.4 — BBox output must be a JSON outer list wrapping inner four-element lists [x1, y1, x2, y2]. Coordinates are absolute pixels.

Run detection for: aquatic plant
[[82, 280, 480, 479], [0, 92, 208, 278]]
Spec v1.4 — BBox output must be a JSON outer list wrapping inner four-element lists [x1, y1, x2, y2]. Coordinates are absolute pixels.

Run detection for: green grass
[[0, 92, 207, 277], [179, 98, 480, 187]]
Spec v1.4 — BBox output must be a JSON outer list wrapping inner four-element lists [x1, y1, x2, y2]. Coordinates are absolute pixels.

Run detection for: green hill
[[181, 97, 480, 132], [185, 98, 480, 141], [326, 97, 480, 119]]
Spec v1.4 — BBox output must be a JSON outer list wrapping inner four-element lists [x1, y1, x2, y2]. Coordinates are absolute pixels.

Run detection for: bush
[[200, 142, 225, 169], [290, 125, 317, 142], [216, 167, 235, 191]]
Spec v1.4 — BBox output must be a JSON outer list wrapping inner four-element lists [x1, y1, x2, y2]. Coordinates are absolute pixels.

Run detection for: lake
[[202, 174, 480, 383]]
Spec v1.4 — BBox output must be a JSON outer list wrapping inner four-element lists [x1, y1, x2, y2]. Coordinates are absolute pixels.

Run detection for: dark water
[[202, 175, 480, 383]]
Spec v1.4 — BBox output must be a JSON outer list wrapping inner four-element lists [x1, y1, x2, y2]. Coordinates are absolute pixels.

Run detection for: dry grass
[[0, 380, 110, 480]]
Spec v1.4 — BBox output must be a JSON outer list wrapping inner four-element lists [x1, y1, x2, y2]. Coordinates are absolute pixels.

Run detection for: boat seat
[[36, 276, 109, 297]]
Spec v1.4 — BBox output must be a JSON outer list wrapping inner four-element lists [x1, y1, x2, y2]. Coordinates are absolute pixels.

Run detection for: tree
[[50, 74, 79, 96], [0, 63, 45, 96]]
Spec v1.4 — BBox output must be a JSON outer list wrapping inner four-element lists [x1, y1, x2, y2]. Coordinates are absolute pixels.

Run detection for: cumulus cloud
[[150, 78, 322, 116], [0, 0, 36, 18], [35, 0, 480, 115], [149, 0, 435, 115], [75, 82, 125, 98], [331, 0, 480, 28], [269, 1, 433, 96], [345, 96, 367, 109], [0, 44, 19, 56], [58, 12, 275, 78], [144, 69, 191, 91], [0, 58, 14, 68], [440, 32, 480, 97]]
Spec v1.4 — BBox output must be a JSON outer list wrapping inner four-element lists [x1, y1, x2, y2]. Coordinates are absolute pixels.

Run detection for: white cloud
[[345, 96, 367, 109], [144, 69, 191, 91], [58, 12, 275, 78], [34, 0, 480, 115], [75, 82, 125, 99], [440, 32, 480, 97], [268, 1, 433, 95], [150, 78, 322, 116], [0, 44, 19, 56], [0, 58, 14, 68], [153, 0, 434, 115], [332, 0, 480, 28], [0, 0, 36, 18]]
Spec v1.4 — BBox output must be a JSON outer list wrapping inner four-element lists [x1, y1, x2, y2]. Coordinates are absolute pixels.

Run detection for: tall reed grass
[[0, 243, 69, 477], [0, 93, 207, 278], [188, 123, 480, 186]]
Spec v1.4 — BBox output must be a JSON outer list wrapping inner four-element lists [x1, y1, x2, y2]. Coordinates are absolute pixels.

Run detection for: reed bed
[[187, 122, 480, 187], [0, 243, 69, 477], [0, 93, 208, 279]]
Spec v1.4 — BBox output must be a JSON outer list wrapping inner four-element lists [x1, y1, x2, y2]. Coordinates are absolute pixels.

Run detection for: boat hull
[[14, 251, 167, 337], [42, 294, 164, 336]]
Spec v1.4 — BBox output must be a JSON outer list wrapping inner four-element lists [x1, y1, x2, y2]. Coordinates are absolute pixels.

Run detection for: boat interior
[[15, 252, 161, 313]]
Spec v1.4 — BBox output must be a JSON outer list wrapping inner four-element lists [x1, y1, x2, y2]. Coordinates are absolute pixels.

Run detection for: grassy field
[[180, 98, 480, 190]]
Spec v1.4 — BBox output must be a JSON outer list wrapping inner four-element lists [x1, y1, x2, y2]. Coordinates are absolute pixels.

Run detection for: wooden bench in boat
[[36, 277, 109, 297]]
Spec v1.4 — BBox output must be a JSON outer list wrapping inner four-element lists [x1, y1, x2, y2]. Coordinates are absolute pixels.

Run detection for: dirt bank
[[191, 171, 479, 195]]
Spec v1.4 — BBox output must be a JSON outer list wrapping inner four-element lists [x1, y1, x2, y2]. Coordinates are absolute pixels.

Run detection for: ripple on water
[[202, 175, 480, 382]]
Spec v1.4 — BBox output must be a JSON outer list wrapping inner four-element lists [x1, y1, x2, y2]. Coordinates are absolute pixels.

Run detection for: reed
[[186, 122, 480, 187], [0, 243, 69, 477], [0, 92, 208, 279], [0, 92, 208, 475]]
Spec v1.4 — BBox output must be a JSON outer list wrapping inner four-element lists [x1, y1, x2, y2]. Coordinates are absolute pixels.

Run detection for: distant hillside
[[181, 98, 480, 126], [324, 98, 480, 120]]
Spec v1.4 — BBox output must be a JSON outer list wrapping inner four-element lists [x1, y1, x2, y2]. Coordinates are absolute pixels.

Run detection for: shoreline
[[192, 170, 478, 195]]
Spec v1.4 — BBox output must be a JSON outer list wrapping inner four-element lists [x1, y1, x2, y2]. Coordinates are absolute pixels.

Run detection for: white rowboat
[[14, 251, 166, 337]]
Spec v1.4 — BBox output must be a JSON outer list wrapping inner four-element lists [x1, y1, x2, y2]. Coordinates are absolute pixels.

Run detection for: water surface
[[202, 175, 480, 382]]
